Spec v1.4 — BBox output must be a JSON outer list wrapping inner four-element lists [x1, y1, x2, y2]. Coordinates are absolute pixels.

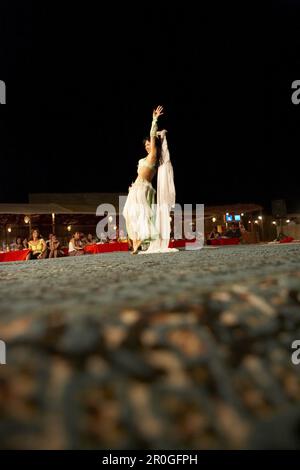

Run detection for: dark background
[[0, 1, 299, 212]]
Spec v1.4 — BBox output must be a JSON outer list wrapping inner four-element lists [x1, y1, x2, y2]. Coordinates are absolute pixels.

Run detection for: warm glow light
[[67, 225, 72, 232], [7, 227, 12, 233], [286, 219, 290, 223], [248, 220, 251, 224], [258, 216, 263, 220], [254, 220, 259, 224], [272, 221, 277, 225], [226, 213, 229, 216], [212, 217, 216, 223], [113, 225, 117, 230], [52, 213, 55, 221], [24, 216, 30, 224], [241, 213, 244, 216]]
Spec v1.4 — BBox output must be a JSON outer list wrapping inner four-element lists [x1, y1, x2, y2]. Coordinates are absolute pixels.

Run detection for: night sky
[[0, 1, 299, 212]]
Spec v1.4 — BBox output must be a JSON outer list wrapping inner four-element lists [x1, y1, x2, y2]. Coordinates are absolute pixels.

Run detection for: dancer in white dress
[[123, 106, 178, 254]]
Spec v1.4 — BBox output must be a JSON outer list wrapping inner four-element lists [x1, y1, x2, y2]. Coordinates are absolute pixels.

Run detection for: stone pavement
[[0, 244, 300, 449]]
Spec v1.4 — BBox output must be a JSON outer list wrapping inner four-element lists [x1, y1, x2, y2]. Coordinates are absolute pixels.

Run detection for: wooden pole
[[52, 213, 56, 235]]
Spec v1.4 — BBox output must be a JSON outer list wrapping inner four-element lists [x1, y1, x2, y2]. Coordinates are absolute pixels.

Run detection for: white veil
[[142, 130, 178, 254]]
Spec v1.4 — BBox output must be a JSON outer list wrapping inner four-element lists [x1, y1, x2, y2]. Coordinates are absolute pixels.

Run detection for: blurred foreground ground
[[0, 244, 300, 449]]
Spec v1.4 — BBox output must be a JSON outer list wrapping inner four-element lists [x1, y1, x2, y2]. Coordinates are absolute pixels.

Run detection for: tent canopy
[[0, 203, 73, 215], [0, 194, 263, 217]]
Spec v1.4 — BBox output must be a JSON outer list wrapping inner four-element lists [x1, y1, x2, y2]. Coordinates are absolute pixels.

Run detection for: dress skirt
[[123, 177, 158, 241]]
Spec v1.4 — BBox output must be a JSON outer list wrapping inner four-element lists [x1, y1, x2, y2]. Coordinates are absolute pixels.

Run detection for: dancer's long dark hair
[[143, 135, 163, 167]]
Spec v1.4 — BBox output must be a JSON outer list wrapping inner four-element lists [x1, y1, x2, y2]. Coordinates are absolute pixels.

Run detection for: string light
[[7, 227, 12, 233], [212, 217, 216, 223], [258, 216, 263, 220], [24, 216, 30, 224], [67, 225, 72, 232], [286, 219, 290, 223], [254, 220, 258, 224], [272, 221, 277, 225]]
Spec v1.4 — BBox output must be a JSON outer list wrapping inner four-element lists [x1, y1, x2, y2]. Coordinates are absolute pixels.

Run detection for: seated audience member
[[45, 233, 54, 257], [118, 229, 127, 242], [26, 229, 47, 260], [49, 235, 63, 258], [11, 236, 24, 251], [86, 233, 96, 245], [68, 232, 85, 256], [23, 238, 29, 249], [80, 233, 89, 247], [239, 222, 246, 233], [224, 223, 241, 239], [46, 233, 54, 250], [208, 226, 221, 240], [98, 232, 105, 243]]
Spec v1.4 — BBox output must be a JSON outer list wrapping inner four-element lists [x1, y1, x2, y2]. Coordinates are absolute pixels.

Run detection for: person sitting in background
[[98, 232, 106, 243], [80, 233, 88, 247], [118, 229, 127, 242], [49, 234, 63, 258], [239, 222, 246, 233], [68, 232, 85, 256], [208, 226, 221, 240], [224, 223, 241, 239], [86, 233, 96, 245], [26, 229, 47, 260], [46, 233, 54, 250], [11, 236, 24, 251], [23, 238, 29, 249]]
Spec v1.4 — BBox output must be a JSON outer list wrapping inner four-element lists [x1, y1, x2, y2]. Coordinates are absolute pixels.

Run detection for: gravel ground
[[0, 244, 300, 449]]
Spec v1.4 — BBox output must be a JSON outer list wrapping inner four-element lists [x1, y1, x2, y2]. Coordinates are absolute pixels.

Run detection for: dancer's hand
[[157, 129, 167, 138], [153, 105, 164, 119]]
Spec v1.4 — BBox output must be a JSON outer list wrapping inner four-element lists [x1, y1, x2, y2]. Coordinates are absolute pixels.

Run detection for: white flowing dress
[[123, 132, 178, 253], [122, 158, 159, 242]]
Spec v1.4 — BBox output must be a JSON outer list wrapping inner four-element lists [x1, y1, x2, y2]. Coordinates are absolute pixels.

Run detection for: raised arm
[[149, 105, 164, 162]]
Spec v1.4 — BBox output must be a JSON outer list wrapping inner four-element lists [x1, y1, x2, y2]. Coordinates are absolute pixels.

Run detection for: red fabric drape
[[0, 249, 31, 262]]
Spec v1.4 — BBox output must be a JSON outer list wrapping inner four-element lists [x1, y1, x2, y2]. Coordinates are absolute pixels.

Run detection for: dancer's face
[[145, 140, 151, 154]]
